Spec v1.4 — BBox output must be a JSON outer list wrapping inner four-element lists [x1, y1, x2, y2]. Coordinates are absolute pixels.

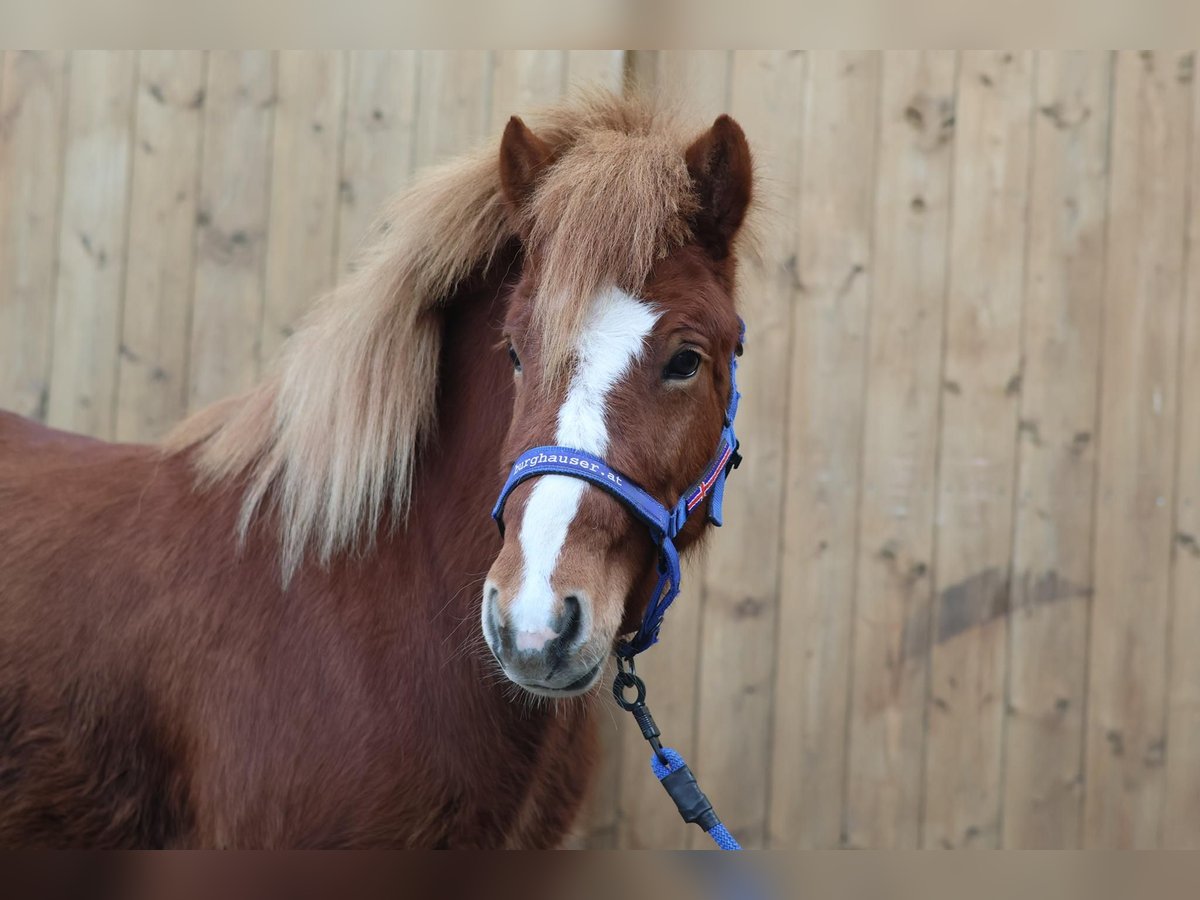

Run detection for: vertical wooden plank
[[572, 49, 626, 849], [413, 51, 491, 169], [260, 51, 346, 365], [188, 51, 276, 412], [1085, 49, 1193, 849], [1165, 60, 1200, 849], [47, 51, 137, 440], [337, 51, 419, 273], [486, 48, 616, 848], [922, 50, 1034, 849], [685, 49, 804, 851], [625, 49, 659, 95], [0, 51, 68, 420], [765, 50, 879, 850], [579, 698, 623, 848], [565, 51, 625, 92], [613, 50, 730, 849], [1001, 51, 1112, 849], [115, 51, 206, 443], [842, 50, 957, 850], [489, 51, 567, 130]]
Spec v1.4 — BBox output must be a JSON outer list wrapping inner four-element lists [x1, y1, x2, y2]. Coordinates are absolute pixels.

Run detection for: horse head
[[482, 112, 753, 697]]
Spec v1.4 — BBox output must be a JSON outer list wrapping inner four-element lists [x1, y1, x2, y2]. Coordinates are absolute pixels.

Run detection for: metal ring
[[612, 671, 646, 710]]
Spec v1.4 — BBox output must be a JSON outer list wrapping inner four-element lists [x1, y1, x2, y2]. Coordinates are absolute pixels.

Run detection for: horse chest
[[189, 652, 597, 849]]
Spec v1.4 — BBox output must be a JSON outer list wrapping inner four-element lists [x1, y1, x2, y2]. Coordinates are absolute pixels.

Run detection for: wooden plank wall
[[1, 50, 1198, 849]]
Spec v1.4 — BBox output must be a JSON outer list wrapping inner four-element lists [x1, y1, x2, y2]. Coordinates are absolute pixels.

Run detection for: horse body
[[0, 273, 592, 848], [0, 92, 753, 848]]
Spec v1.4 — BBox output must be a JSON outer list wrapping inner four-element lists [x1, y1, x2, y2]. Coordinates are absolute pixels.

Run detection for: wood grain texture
[[922, 50, 1034, 849], [261, 51, 345, 365], [414, 51, 491, 170], [613, 50, 730, 850], [188, 51, 276, 412], [47, 51, 137, 440], [115, 51, 206, 443], [1164, 64, 1200, 847], [565, 51, 626, 92], [490, 51, 567, 131], [688, 48, 803, 850], [337, 51, 419, 273], [1084, 50, 1193, 849], [0, 51, 68, 421], [769, 49, 879, 850], [843, 50, 957, 850], [1001, 51, 1112, 849]]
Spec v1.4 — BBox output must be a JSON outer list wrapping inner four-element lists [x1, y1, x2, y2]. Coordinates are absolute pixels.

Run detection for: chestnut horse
[[0, 93, 753, 848]]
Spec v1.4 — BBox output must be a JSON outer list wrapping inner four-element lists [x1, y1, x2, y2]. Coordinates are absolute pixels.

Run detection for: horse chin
[[507, 657, 605, 699]]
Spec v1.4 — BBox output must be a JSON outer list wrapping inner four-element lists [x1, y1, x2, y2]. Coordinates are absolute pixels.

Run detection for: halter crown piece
[[491, 318, 744, 659]]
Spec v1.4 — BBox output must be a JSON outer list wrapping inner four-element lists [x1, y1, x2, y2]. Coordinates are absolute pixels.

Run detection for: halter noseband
[[491, 320, 744, 659]]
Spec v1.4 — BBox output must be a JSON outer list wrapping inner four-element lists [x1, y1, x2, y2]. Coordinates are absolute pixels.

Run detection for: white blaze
[[509, 287, 659, 636]]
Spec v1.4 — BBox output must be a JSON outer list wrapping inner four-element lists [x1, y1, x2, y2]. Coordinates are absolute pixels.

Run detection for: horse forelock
[[164, 90, 740, 579]]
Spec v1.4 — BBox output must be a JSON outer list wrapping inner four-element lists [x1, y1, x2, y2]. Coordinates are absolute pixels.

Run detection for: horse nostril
[[483, 584, 506, 653], [557, 594, 583, 650]]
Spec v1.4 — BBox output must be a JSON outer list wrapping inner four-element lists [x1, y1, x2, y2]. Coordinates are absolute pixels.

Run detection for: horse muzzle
[[481, 580, 606, 697]]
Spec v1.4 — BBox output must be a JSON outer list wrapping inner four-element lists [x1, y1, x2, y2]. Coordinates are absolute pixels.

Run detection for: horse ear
[[685, 114, 753, 258], [499, 115, 552, 210]]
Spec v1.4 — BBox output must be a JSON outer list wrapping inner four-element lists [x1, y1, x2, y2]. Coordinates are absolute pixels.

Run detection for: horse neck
[[380, 263, 520, 683]]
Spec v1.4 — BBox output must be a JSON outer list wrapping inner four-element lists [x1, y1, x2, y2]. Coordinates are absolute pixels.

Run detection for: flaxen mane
[[165, 91, 700, 578]]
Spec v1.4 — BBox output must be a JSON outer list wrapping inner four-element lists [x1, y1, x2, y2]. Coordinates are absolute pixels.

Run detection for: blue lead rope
[[612, 655, 742, 851], [651, 749, 742, 851], [492, 320, 746, 850]]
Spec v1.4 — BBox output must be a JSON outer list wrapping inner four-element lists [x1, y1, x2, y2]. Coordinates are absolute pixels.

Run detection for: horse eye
[[664, 349, 701, 380], [507, 344, 522, 373]]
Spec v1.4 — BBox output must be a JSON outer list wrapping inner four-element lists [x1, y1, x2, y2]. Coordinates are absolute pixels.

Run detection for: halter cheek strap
[[491, 320, 744, 659]]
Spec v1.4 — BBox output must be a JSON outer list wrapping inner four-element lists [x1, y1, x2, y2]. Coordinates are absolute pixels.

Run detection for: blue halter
[[491, 320, 743, 659]]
